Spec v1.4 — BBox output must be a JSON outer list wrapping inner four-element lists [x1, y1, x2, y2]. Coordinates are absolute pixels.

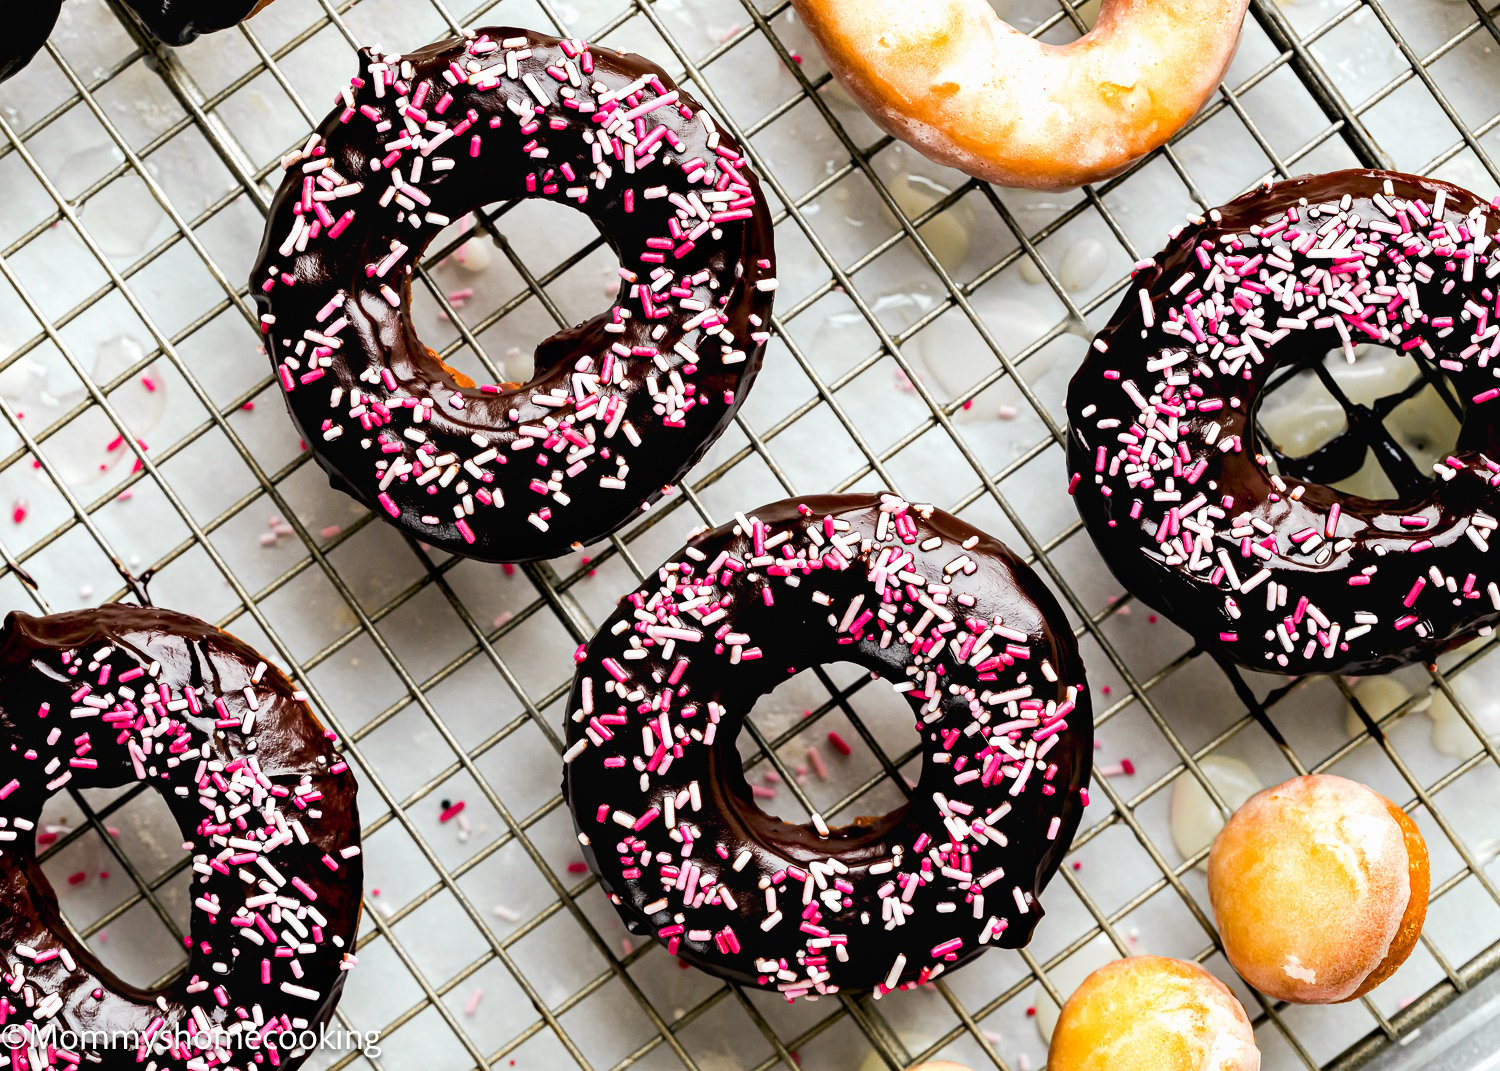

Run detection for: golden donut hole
[[1207, 774, 1430, 1004]]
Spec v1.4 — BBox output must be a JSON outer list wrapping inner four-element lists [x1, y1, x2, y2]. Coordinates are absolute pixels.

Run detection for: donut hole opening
[[409, 199, 615, 392], [732, 661, 918, 843], [1252, 344, 1463, 502], [37, 786, 190, 989], [1001, 0, 1103, 40]]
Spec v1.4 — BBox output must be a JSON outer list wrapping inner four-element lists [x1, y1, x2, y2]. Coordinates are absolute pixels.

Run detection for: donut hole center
[[410, 199, 612, 391], [731, 661, 916, 849], [37, 786, 189, 989], [1252, 344, 1464, 502]]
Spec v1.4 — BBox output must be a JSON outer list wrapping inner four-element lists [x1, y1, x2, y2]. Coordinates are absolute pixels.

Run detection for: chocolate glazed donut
[[2, 0, 63, 82], [1068, 169, 1500, 675], [0, 605, 361, 1068], [251, 29, 776, 562], [119, 0, 267, 46], [0, 0, 266, 82], [563, 494, 1091, 998]]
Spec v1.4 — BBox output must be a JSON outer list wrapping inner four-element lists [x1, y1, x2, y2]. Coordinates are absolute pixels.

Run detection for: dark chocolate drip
[[251, 29, 776, 563], [0, 605, 361, 1069], [1258, 356, 1444, 495], [1067, 168, 1500, 675], [564, 494, 1092, 996]]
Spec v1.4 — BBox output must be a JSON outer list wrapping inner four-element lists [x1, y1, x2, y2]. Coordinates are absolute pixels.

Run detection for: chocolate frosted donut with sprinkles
[[1067, 170, 1500, 675], [0, 605, 361, 1070], [251, 29, 776, 562], [563, 494, 1092, 998]]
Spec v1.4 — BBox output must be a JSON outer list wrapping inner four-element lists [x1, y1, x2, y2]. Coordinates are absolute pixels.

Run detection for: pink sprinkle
[[439, 801, 466, 823], [463, 988, 483, 1016], [827, 731, 852, 756]]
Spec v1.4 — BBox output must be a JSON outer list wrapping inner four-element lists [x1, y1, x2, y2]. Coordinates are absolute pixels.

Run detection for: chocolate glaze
[[251, 29, 776, 563], [563, 494, 1091, 997], [2, 1, 62, 83], [1067, 169, 1500, 675], [120, 0, 263, 46], [0, 605, 361, 1068]]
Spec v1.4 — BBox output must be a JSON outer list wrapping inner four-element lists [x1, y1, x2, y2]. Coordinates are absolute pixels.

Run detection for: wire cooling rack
[[2, 0, 1500, 1068]]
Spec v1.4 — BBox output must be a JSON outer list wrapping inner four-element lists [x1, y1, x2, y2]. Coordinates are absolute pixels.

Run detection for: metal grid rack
[[1, 0, 1500, 1068]]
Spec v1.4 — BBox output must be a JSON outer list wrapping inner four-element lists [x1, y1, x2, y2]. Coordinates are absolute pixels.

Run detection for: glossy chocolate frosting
[[1067, 169, 1500, 675], [120, 0, 263, 45], [0, 604, 361, 1068], [2, 0, 62, 83], [251, 28, 776, 562], [563, 494, 1092, 997]]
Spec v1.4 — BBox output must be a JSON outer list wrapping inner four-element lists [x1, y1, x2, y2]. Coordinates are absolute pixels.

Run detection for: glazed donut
[[2, 0, 62, 82], [119, 0, 272, 45], [251, 29, 776, 563], [1067, 170, 1500, 675], [1047, 956, 1260, 1071], [790, 0, 1251, 190], [0, 605, 362, 1066], [1208, 774, 1429, 1004], [563, 493, 1092, 998]]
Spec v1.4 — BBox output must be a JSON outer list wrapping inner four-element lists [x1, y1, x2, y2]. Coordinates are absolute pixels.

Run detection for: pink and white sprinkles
[[0, 611, 360, 1069], [563, 494, 1091, 998], [1068, 171, 1500, 674], [252, 29, 775, 560]]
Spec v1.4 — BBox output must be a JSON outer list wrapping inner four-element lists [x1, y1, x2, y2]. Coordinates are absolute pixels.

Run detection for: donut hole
[[732, 660, 917, 844], [1252, 344, 1464, 502], [37, 785, 190, 989], [1001, 0, 1103, 39], [409, 199, 613, 392]]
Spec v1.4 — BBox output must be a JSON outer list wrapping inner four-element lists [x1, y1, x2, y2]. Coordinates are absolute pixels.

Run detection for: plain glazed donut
[[252, 28, 776, 562], [790, 0, 1251, 190], [1067, 170, 1500, 675], [0, 605, 362, 1069], [1208, 774, 1429, 1004], [563, 493, 1092, 998], [1047, 956, 1260, 1071]]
